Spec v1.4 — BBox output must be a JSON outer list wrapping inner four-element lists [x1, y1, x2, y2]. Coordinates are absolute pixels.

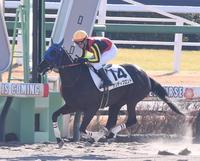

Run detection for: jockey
[[72, 30, 118, 88]]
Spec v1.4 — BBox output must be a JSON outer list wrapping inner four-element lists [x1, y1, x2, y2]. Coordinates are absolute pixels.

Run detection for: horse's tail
[[149, 77, 184, 115]]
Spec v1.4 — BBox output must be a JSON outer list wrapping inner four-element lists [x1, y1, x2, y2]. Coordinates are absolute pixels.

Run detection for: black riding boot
[[98, 68, 113, 88]]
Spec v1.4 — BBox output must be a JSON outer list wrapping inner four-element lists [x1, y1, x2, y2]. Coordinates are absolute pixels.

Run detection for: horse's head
[[37, 39, 73, 75]]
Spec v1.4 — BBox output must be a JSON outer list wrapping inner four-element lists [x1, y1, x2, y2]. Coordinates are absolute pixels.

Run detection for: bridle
[[50, 46, 83, 87], [56, 62, 81, 69], [52, 46, 81, 69]]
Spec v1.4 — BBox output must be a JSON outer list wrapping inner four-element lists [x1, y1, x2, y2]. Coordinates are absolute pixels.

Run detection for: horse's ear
[[51, 38, 54, 45], [58, 39, 64, 46]]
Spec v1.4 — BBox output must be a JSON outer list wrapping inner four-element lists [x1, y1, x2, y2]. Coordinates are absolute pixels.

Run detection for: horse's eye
[[51, 52, 55, 56]]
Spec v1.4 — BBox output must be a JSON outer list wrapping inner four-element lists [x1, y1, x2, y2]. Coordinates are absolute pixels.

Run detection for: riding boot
[[98, 68, 113, 88]]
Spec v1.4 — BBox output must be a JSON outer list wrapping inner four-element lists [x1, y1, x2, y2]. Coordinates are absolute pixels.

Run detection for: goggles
[[75, 41, 85, 46]]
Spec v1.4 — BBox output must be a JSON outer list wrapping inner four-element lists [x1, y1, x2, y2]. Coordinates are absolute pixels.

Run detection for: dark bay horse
[[37, 40, 183, 147]]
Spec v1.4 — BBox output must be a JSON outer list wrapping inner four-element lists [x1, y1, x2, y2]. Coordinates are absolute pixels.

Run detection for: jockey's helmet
[[72, 30, 88, 42]]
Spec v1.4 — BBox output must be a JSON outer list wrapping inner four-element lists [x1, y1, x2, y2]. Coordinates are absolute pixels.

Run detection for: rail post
[[173, 21, 183, 72]]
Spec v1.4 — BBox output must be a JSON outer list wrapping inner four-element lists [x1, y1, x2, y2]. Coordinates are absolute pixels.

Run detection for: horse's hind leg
[[52, 104, 75, 148], [108, 102, 137, 139], [125, 102, 137, 128]]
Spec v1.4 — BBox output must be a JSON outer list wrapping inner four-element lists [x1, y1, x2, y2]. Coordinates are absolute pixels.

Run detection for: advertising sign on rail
[[149, 86, 200, 101], [0, 83, 49, 97]]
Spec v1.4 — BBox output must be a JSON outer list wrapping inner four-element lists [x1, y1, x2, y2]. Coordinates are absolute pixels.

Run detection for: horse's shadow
[[3, 154, 117, 160]]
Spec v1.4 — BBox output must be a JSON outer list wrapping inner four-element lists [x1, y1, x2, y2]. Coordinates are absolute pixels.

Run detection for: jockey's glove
[[76, 57, 88, 64]]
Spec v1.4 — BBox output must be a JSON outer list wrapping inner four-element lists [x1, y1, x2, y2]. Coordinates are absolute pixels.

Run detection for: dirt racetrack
[[0, 139, 200, 161]]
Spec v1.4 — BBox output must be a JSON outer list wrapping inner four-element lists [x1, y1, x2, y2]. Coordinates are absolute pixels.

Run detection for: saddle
[[89, 64, 134, 92]]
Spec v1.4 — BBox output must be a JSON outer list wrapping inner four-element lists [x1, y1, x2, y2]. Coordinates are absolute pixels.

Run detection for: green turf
[[109, 49, 200, 71]]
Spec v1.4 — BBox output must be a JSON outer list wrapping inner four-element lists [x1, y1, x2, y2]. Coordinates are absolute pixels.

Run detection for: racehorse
[[37, 39, 184, 147]]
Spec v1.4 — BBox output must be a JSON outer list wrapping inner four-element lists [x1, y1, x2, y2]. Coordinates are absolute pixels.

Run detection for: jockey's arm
[[84, 43, 101, 63]]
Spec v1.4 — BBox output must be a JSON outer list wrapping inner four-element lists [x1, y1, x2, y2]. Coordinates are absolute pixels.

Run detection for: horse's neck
[[59, 65, 89, 87]]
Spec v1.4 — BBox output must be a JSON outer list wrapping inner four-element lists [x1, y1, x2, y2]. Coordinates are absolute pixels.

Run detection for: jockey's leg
[[92, 62, 112, 87], [97, 68, 113, 87], [92, 44, 117, 88]]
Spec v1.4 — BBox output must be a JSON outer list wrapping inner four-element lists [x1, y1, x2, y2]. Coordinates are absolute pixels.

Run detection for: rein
[[57, 62, 81, 69], [55, 48, 81, 69]]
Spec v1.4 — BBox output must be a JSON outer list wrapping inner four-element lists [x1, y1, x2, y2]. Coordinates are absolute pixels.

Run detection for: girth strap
[[99, 87, 110, 109], [86, 63, 110, 108]]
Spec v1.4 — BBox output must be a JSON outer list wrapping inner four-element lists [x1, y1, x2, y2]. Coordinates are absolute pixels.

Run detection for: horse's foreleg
[[86, 104, 122, 142], [94, 104, 122, 140], [106, 105, 122, 130], [52, 104, 74, 148], [107, 124, 127, 140], [108, 103, 137, 139], [79, 109, 98, 141], [52, 122, 62, 145]]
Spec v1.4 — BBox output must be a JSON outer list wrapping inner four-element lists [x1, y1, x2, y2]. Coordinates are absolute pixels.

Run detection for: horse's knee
[[125, 117, 137, 128], [52, 111, 61, 122], [52, 105, 68, 122]]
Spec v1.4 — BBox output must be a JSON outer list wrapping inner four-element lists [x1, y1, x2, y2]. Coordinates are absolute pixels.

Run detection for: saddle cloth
[[89, 64, 134, 91]]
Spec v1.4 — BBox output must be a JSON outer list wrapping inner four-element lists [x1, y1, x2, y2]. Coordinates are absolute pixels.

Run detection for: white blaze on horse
[[37, 39, 184, 148]]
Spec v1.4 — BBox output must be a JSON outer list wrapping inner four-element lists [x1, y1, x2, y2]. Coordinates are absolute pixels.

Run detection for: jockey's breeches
[[92, 44, 117, 70]]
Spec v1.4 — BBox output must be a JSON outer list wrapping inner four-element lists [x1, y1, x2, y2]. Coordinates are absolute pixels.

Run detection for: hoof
[[85, 127, 108, 142], [87, 138, 95, 144], [106, 132, 116, 144], [58, 140, 64, 148], [57, 138, 64, 148], [107, 138, 115, 144], [107, 132, 115, 139], [98, 136, 107, 142]]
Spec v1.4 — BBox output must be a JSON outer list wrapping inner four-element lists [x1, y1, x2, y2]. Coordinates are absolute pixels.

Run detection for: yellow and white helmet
[[72, 30, 88, 42]]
